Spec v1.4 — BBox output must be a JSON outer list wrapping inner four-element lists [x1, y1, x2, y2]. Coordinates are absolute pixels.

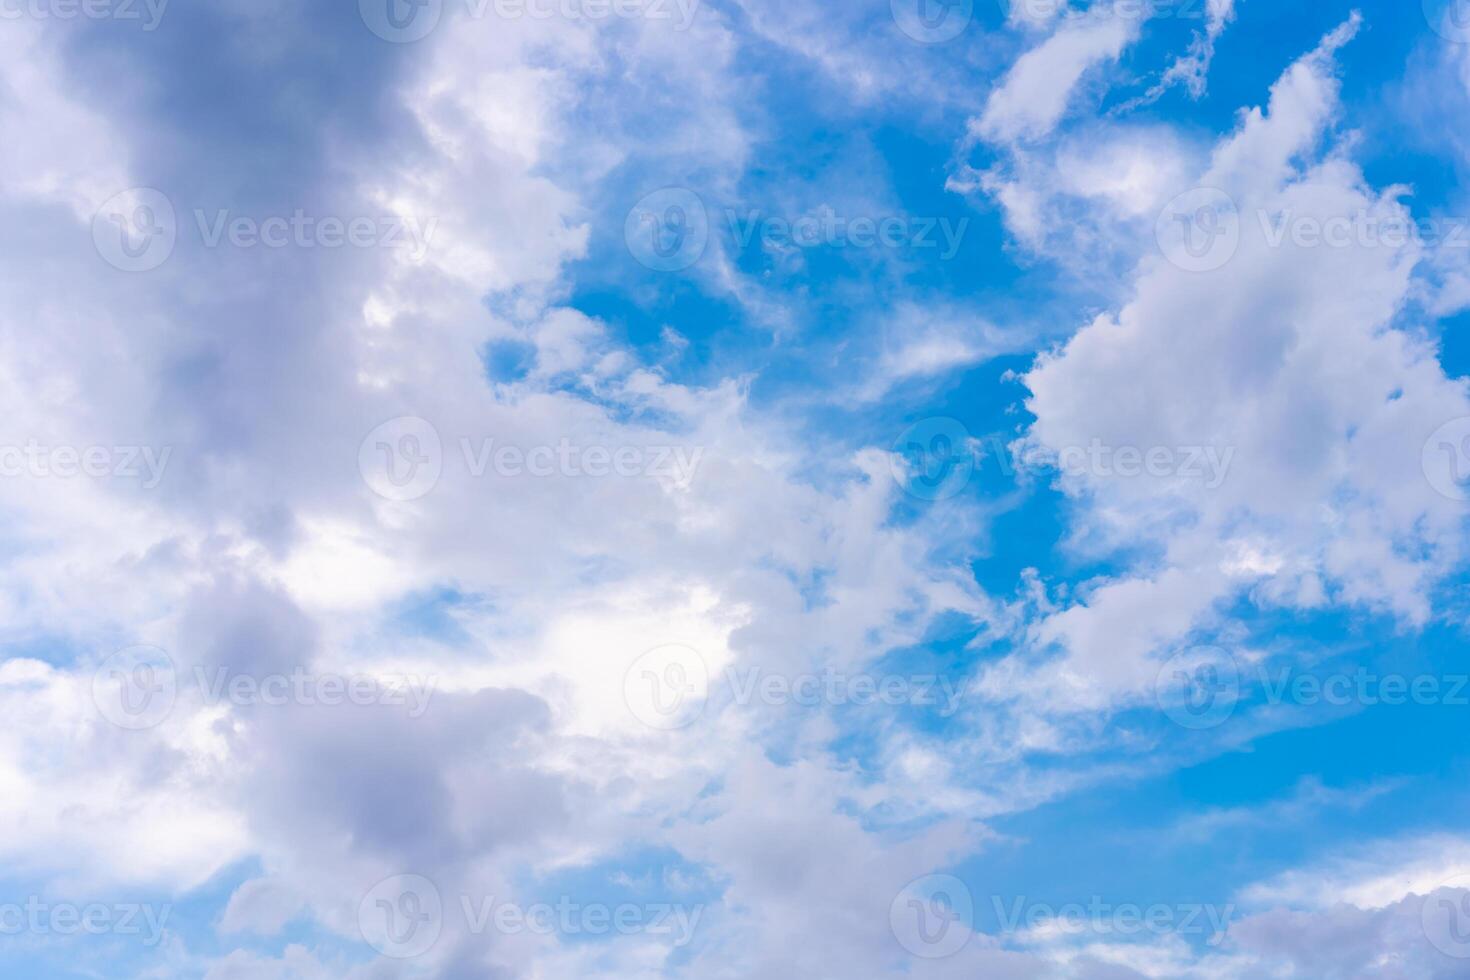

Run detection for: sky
[[3, 0, 1470, 977]]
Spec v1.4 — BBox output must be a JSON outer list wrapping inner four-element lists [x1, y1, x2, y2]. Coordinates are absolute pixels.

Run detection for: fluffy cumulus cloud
[[2, 1, 1470, 978]]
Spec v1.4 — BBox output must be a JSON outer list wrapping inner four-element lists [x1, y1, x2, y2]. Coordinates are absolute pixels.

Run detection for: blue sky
[[3, 0, 1470, 977]]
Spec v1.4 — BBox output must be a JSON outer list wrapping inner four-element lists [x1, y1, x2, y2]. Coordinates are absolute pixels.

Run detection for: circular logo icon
[[359, 417, 443, 502], [624, 188, 710, 272], [1423, 417, 1470, 502], [92, 188, 177, 273], [1425, 0, 1470, 43], [892, 0, 973, 43], [360, 0, 443, 42], [622, 644, 708, 730], [891, 418, 976, 501], [1155, 188, 1240, 273], [92, 645, 177, 730], [359, 874, 443, 959], [1154, 646, 1240, 730], [890, 873, 973, 959], [1423, 874, 1470, 958]]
